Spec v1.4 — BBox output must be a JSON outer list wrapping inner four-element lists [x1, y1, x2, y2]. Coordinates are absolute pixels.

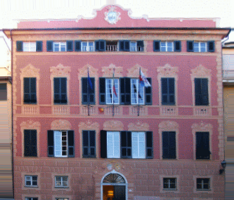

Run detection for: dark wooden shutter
[[114, 186, 125, 200], [145, 78, 152, 105], [99, 78, 106, 104], [54, 78, 60, 104], [68, 130, 74, 157], [75, 41, 81, 51], [82, 78, 88, 104], [187, 41, 194, 52], [121, 131, 131, 158], [99, 40, 106, 51], [16, 41, 23, 52], [30, 78, 37, 103], [47, 41, 53, 52], [124, 40, 130, 51], [161, 78, 175, 105], [47, 130, 54, 157], [61, 78, 67, 104], [30, 130, 37, 157], [146, 131, 153, 159], [196, 132, 210, 159], [24, 130, 30, 156], [195, 78, 208, 106], [120, 78, 130, 105], [95, 40, 100, 51], [24, 78, 30, 103], [54, 78, 67, 104], [169, 132, 176, 159], [0, 84, 7, 101], [201, 78, 208, 105], [153, 40, 160, 52], [174, 41, 181, 52], [36, 41, 43, 52], [137, 40, 144, 51], [207, 41, 215, 52], [119, 41, 124, 51], [66, 41, 73, 52], [162, 131, 176, 159], [83, 131, 96, 158], [100, 130, 107, 158]]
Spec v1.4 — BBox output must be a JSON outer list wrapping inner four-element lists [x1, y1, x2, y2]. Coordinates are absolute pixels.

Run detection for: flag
[[87, 68, 93, 90], [139, 68, 151, 87], [133, 84, 142, 100], [113, 68, 118, 97]]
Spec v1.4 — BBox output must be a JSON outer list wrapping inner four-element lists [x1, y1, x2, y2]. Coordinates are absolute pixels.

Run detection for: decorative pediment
[[103, 120, 124, 131], [104, 6, 121, 25], [102, 64, 123, 77], [78, 120, 99, 131], [157, 64, 178, 77], [128, 121, 149, 131], [20, 64, 40, 79], [78, 64, 98, 79], [159, 121, 179, 130], [127, 64, 148, 77], [51, 120, 71, 130], [191, 65, 211, 77], [20, 120, 41, 130], [192, 122, 213, 131], [50, 64, 71, 78]]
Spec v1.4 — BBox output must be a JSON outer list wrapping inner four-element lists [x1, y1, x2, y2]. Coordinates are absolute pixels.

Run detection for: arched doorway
[[101, 171, 127, 200]]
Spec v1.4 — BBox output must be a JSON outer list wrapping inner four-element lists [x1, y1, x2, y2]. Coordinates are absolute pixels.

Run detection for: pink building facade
[[4, 5, 229, 200]]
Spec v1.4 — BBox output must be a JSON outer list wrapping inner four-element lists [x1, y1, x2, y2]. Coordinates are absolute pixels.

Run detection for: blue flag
[[88, 69, 93, 90]]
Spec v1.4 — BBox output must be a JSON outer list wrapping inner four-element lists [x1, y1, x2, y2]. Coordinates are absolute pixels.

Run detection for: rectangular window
[[23, 42, 36, 52], [83, 130, 96, 158], [131, 79, 144, 105], [0, 83, 7, 101], [55, 176, 68, 187], [196, 132, 210, 159], [24, 78, 37, 104], [107, 131, 120, 158], [197, 178, 210, 190], [187, 41, 215, 52], [132, 132, 146, 158], [154, 41, 181, 52], [162, 131, 176, 159], [161, 78, 175, 105], [194, 42, 207, 52], [54, 78, 67, 104], [54, 131, 68, 157], [81, 41, 95, 52], [195, 78, 209, 106], [160, 41, 174, 52], [106, 79, 119, 104], [130, 41, 137, 51], [25, 198, 38, 200], [53, 42, 66, 52], [25, 175, 37, 187], [163, 178, 176, 189], [24, 130, 37, 157], [82, 77, 95, 105], [17, 41, 42, 52]]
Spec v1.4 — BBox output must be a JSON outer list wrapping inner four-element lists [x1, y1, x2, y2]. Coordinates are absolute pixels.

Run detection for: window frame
[[82, 130, 96, 158], [162, 131, 176, 159], [160, 41, 174, 52], [25, 175, 38, 187], [194, 42, 207, 52], [53, 77, 68, 104], [194, 78, 209, 106], [54, 131, 68, 158], [23, 42, 36, 52], [196, 178, 210, 191], [105, 78, 120, 105], [55, 176, 69, 188], [130, 79, 145, 105], [107, 131, 120, 158], [24, 77, 37, 104], [53, 42, 67, 52], [81, 77, 95, 105], [24, 129, 37, 157], [196, 132, 210, 160], [161, 77, 175, 105], [163, 178, 177, 190], [81, 41, 95, 52]]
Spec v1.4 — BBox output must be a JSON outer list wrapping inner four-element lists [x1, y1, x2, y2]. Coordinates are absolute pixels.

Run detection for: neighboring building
[[223, 39, 234, 200], [3, 5, 229, 200], [0, 35, 13, 198]]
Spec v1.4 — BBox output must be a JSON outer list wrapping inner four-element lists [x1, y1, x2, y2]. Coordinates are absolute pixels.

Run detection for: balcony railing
[[106, 45, 118, 52]]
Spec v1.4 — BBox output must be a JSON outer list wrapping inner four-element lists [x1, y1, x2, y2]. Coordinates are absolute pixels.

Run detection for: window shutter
[[201, 78, 209, 105], [100, 130, 107, 158], [68, 130, 74, 157], [162, 131, 169, 159], [95, 40, 100, 51], [195, 78, 202, 105], [75, 40, 81, 51], [153, 40, 160, 52], [31, 78, 37, 103], [90, 131, 96, 157], [83, 131, 88, 157], [120, 78, 130, 105], [196, 132, 210, 159], [207, 41, 215, 52], [47, 41, 53, 52], [145, 78, 152, 105], [121, 131, 132, 158], [24, 130, 31, 156], [174, 41, 181, 52], [61, 78, 67, 104], [66, 41, 73, 52], [169, 132, 176, 159], [119, 41, 124, 51], [146, 131, 153, 159], [16, 41, 23, 52], [89, 78, 95, 104], [124, 40, 130, 51], [99, 40, 106, 51], [187, 41, 194, 52], [82, 78, 88, 104], [36, 41, 43, 52], [47, 130, 54, 157], [54, 78, 60, 104], [169, 78, 175, 105], [161, 78, 167, 105], [137, 40, 144, 51], [31, 130, 37, 157], [99, 78, 106, 104], [24, 78, 30, 103]]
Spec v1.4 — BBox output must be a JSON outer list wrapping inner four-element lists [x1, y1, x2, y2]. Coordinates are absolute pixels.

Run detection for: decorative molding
[[128, 121, 149, 131], [157, 64, 178, 77], [103, 120, 124, 130], [102, 63, 123, 77], [78, 64, 98, 79], [78, 120, 99, 131], [104, 6, 121, 24], [127, 64, 147, 77], [20, 64, 40, 80], [191, 64, 211, 78], [191, 121, 213, 131], [50, 63, 71, 79], [51, 119, 71, 130], [159, 120, 179, 130], [20, 120, 41, 130]]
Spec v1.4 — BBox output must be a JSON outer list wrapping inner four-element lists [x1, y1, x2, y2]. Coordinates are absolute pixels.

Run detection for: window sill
[[55, 186, 69, 189], [25, 186, 38, 188], [196, 189, 211, 192], [163, 188, 177, 191]]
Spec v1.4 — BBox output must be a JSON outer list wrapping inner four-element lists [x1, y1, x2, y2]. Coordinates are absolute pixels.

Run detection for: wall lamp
[[219, 160, 226, 174]]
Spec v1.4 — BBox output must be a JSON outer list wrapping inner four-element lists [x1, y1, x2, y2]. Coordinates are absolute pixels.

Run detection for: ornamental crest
[[104, 6, 121, 24]]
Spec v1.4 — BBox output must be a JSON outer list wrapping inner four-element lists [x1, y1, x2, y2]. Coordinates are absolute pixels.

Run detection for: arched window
[[103, 173, 126, 184]]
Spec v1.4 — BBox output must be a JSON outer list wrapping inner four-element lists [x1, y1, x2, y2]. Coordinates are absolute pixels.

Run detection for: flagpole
[[112, 68, 115, 117], [138, 67, 140, 116], [87, 67, 90, 116]]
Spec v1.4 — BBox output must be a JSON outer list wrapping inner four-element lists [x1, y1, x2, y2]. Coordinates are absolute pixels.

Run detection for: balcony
[[106, 41, 118, 52]]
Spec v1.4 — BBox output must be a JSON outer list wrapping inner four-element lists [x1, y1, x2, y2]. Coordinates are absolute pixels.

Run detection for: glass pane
[[194, 43, 199, 52], [167, 42, 173, 52], [103, 173, 125, 183]]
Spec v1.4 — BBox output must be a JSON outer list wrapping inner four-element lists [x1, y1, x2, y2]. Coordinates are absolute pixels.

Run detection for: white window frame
[[107, 131, 120, 158], [25, 175, 37, 187], [55, 176, 68, 187], [194, 42, 207, 52], [23, 42, 36, 52], [196, 178, 210, 190], [53, 42, 66, 52], [132, 132, 146, 158], [81, 41, 95, 52], [160, 41, 174, 52], [163, 178, 177, 190], [131, 79, 144, 105], [130, 41, 137, 52], [105, 79, 119, 105], [54, 131, 68, 157]]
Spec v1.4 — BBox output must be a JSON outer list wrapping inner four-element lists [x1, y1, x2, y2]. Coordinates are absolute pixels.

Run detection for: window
[[24, 78, 37, 104], [101, 78, 119, 105], [95, 40, 106, 51], [47, 41, 73, 52], [81, 41, 95, 52], [162, 131, 176, 159], [53, 42, 66, 52], [16, 41, 42, 52], [47, 130, 74, 158], [131, 79, 144, 105], [161, 78, 175, 105], [196, 178, 210, 190], [82, 77, 95, 105], [25, 175, 37, 187], [55, 176, 68, 187], [0, 83, 7, 101], [194, 78, 209, 106], [187, 41, 215, 52], [119, 40, 144, 52], [82, 130, 96, 158], [163, 178, 176, 190], [154, 41, 181, 52], [196, 132, 210, 159], [24, 130, 37, 157], [100, 131, 153, 159], [25, 198, 38, 200], [106, 41, 118, 51], [54, 78, 67, 104]]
